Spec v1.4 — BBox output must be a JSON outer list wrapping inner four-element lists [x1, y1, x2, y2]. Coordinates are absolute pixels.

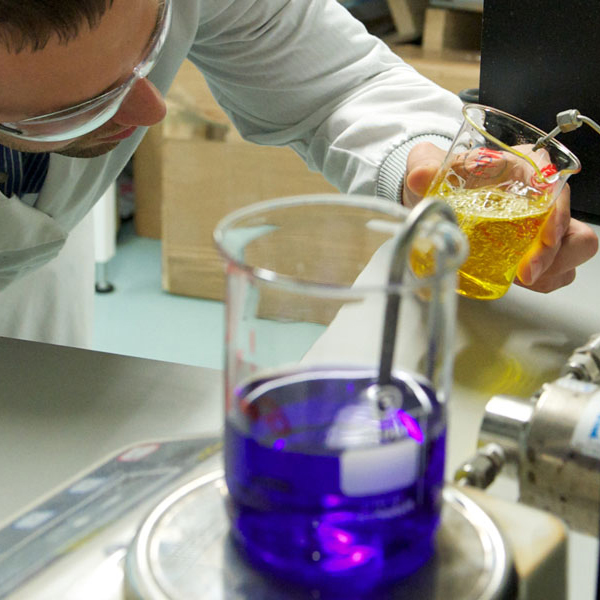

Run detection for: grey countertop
[[1, 226, 600, 598], [0, 339, 223, 522]]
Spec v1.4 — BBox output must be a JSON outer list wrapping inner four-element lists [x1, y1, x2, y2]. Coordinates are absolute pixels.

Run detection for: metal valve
[[555, 109, 584, 133], [561, 332, 600, 383], [454, 443, 506, 489]]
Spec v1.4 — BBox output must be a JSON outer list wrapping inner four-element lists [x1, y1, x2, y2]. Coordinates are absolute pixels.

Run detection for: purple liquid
[[224, 367, 445, 595]]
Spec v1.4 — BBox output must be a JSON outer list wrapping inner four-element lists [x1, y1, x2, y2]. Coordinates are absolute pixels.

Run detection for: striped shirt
[[0, 145, 49, 200]]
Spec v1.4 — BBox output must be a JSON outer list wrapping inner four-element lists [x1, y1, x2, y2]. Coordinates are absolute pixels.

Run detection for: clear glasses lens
[[0, 0, 171, 143], [6, 84, 133, 141]]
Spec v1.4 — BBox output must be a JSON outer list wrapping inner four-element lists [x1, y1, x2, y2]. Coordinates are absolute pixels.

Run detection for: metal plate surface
[[125, 473, 517, 600]]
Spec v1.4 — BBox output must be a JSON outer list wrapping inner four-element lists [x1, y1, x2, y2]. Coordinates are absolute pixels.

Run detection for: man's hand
[[514, 187, 598, 292], [403, 142, 599, 294], [402, 142, 447, 209]]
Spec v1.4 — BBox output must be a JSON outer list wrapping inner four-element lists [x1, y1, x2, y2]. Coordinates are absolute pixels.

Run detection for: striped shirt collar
[[0, 145, 50, 199]]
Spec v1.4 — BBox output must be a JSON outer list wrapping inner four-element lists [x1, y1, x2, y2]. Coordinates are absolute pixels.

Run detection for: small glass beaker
[[421, 103, 581, 300], [214, 194, 467, 595]]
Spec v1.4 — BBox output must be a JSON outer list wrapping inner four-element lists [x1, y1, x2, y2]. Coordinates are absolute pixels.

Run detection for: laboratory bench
[[0, 339, 223, 521], [2, 226, 600, 598]]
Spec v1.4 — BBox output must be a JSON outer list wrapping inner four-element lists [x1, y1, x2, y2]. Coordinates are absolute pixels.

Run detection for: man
[[0, 0, 595, 347]]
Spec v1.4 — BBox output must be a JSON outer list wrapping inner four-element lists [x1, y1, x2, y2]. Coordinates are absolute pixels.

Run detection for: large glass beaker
[[214, 194, 467, 594]]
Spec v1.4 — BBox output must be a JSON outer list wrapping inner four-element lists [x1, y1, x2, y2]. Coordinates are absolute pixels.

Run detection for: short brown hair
[[0, 0, 115, 53]]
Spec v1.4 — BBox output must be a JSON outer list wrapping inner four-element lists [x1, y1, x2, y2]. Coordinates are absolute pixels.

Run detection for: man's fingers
[[517, 268, 577, 294], [516, 243, 559, 288], [404, 164, 439, 207], [517, 218, 598, 290], [538, 185, 571, 248], [403, 142, 447, 207], [516, 190, 570, 285]]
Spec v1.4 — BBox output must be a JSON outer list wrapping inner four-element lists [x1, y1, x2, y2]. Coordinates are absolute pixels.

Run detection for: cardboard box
[[133, 61, 337, 301], [134, 48, 479, 304], [393, 44, 480, 94], [422, 7, 482, 53], [133, 61, 231, 239], [132, 125, 163, 239], [160, 135, 338, 302], [386, 0, 427, 42]]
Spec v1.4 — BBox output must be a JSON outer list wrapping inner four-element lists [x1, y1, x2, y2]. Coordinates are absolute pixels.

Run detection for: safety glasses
[[0, 0, 172, 143]]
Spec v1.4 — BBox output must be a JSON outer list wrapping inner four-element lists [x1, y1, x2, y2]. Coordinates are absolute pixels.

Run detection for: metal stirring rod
[[377, 199, 458, 387]]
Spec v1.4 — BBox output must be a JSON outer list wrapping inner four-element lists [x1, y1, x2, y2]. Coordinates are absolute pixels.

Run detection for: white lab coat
[[0, 0, 463, 347]]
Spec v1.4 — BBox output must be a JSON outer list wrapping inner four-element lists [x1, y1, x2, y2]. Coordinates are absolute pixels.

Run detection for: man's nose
[[111, 78, 167, 128]]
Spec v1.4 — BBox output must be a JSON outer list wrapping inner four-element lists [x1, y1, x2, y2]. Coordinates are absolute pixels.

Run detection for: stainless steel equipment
[[457, 334, 600, 536], [125, 473, 517, 600], [0, 315, 586, 598], [0, 436, 524, 600]]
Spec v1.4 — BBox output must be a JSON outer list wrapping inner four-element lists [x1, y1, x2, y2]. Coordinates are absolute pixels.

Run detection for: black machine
[[478, 1, 600, 223]]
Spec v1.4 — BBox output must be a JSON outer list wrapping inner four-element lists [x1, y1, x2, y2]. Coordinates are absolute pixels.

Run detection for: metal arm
[[533, 109, 600, 150]]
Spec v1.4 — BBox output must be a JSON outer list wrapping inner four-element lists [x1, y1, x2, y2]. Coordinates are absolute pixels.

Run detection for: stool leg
[[93, 184, 117, 294], [95, 262, 115, 294]]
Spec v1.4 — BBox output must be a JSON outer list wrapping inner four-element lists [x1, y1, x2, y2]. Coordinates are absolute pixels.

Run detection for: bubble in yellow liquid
[[413, 186, 551, 300]]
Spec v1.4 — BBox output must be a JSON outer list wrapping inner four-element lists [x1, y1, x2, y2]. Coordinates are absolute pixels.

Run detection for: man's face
[[0, 0, 167, 157]]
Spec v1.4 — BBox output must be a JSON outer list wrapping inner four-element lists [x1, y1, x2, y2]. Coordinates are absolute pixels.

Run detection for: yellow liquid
[[414, 187, 551, 300]]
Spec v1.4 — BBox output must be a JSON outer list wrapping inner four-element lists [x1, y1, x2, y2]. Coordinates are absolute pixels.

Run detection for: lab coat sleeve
[[186, 0, 464, 202]]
